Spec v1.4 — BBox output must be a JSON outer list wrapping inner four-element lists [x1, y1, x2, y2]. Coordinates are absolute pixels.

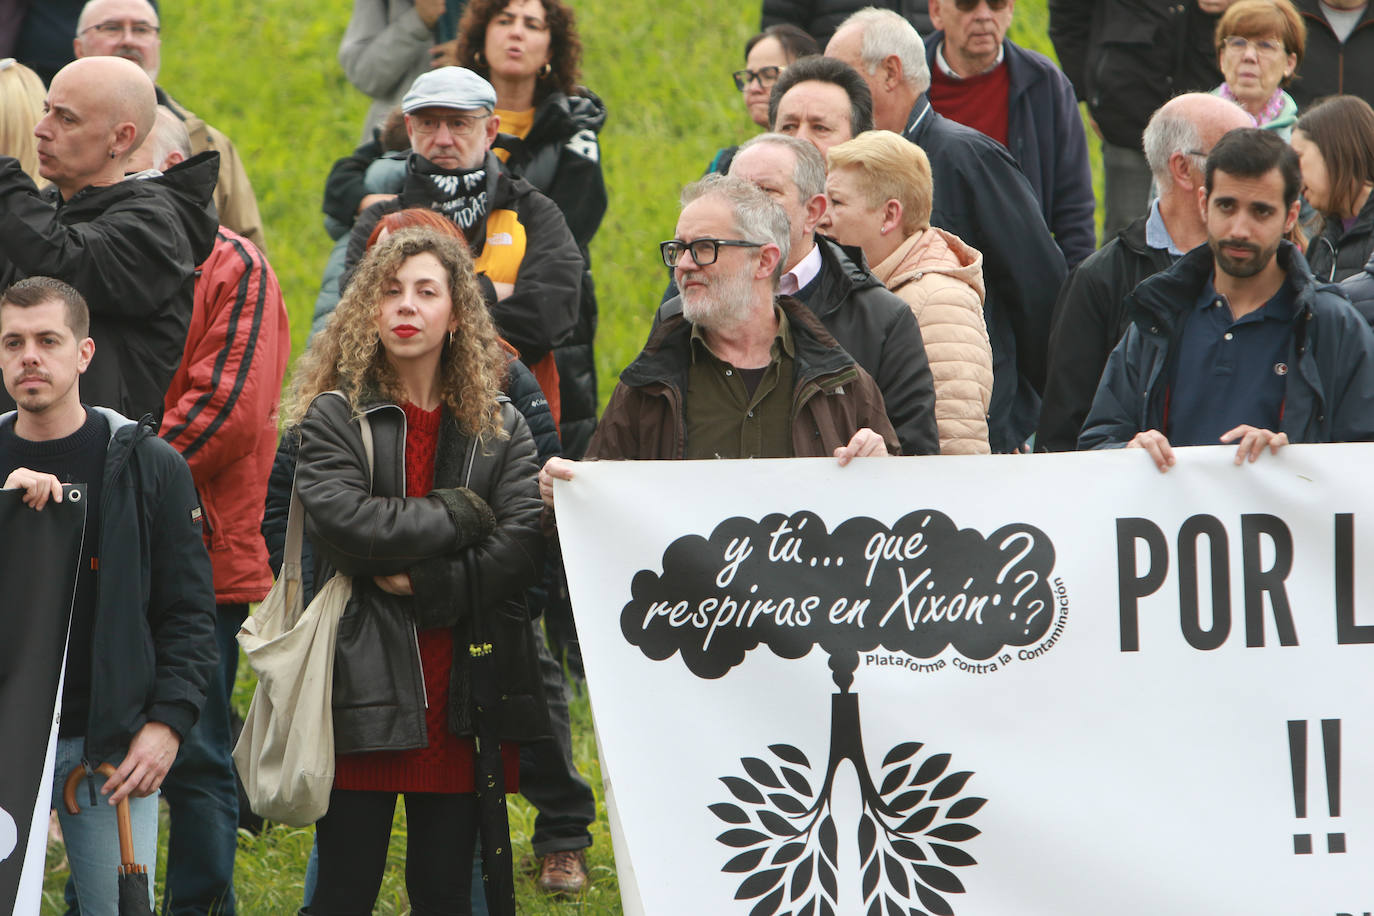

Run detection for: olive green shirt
[[684, 307, 796, 459]]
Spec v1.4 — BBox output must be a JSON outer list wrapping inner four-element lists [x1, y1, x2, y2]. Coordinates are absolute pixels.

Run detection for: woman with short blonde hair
[[823, 130, 993, 454], [0, 59, 48, 188]]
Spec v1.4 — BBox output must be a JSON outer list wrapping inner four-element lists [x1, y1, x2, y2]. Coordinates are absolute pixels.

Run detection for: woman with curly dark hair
[[456, 0, 604, 458], [292, 226, 547, 916]]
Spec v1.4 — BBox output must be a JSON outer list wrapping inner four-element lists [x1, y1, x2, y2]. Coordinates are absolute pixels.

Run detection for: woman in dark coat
[[290, 227, 546, 916]]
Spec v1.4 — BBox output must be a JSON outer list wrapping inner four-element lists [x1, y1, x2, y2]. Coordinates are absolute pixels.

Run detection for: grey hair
[[737, 132, 827, 200], [838, 7, 930, 93], [1142, 104, 1205, 186], [144, 105, 192, 168], [681, 174, 792, 280]]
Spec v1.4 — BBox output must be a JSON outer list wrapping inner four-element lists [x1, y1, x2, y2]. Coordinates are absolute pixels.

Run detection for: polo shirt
[[684, 307, 796, 459], [1166, 274, 1296, 446]]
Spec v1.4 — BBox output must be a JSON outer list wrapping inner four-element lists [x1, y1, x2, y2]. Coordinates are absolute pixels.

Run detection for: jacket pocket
[[331, 584, 427, 753]]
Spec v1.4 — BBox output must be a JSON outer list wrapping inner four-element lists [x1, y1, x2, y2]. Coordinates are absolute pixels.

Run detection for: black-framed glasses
[[81, 19, 160, 38], [952, 0, 1010, 10], [660, 238, 764, 268], [732, 66, 784, 91]]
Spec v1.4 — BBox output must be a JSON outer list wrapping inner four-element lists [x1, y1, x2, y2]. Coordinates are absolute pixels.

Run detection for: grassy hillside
[[41, 1, 1086, 912]]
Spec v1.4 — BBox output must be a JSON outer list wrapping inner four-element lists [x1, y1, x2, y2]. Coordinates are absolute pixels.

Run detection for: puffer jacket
[[1341, 250, 1374, 328], [160, 228, 291, 605], [295, 391, 549, 753], [872, 227, 992, 455], [1079, 242, 1374, 448], [1305, 192, 1374, 284], [589, 297, 898, 460], [0, 152, 220, 421]]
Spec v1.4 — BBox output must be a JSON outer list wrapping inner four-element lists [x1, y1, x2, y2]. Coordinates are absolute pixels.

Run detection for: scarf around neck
[[411, 154, 489, 232]]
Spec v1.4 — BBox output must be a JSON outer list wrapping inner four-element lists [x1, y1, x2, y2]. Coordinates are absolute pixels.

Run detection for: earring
[[109, 150, 117, 159], [448, 330, 455, 347], [540, 62, 552, 78]]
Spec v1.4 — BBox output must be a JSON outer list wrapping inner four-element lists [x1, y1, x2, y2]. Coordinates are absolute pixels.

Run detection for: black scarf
[[410, 154, 489, 233]]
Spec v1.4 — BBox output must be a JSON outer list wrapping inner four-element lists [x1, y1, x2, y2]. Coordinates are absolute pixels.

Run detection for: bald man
[[0, 56, 219, 420], [1037, 94, 1253, 452], [74, 0, 267, 252]]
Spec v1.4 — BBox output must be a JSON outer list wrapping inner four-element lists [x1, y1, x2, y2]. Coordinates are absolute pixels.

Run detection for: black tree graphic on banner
[[621, 509, 1060, 913]]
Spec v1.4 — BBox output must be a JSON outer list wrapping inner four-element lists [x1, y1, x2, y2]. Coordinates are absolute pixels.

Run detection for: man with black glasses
[[539, 173, 895, 488]]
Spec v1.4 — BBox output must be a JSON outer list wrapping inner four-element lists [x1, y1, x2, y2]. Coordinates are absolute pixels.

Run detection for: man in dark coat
[[1079, 129, 1374, 464], [920, 0, 1095, 267], [1037, 94, 1251, 452], [821, 10, 1066, 451], [1291, 0, 1374, 110], [0, 55, 218, 422]]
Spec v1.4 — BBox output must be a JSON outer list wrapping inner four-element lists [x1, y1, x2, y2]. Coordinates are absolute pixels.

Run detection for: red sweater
[[333, 402, 519, 794], [929, 58, 1011, 147]]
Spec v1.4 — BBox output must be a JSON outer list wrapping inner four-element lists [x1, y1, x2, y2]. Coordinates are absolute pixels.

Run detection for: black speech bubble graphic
[[621, 509, 1056, 685]]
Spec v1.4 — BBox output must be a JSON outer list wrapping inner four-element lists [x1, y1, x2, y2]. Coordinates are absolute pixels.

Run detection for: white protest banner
[[555, 446, 1374, 916]]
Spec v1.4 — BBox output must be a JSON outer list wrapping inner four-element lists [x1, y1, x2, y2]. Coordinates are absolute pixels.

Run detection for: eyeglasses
[[1222, 36, 1285, 56], [732, 66, 784, 91], [81, 20, 160, 38], [408, 113, 490, 136], [660, 238, 764, 268], [952, 0, 1011, 11]]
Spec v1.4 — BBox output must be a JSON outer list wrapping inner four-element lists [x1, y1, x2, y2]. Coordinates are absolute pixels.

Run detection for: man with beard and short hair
[[1079, 128, 1374, 466], [1037, 93, 1252, 452], [538, 174, 897, 489], [73, 0, 267, 252], [658, 133, 938, 456]]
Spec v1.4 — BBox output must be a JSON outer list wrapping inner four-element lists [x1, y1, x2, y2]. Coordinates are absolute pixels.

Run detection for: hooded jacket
[[590, 297, 899, 460], [872, 227, 993, 455], [160, 228, 291, 605], [1079, 242, 1374, 449], [1037, 214, 1176, 452], [923, 35, 1096, 268], [1305, 191, 1374, 284], [0, 407, 217, 766], [295, 391, 549, 753], [902, 98, 1067, 451], [0, 152, 220, 421]]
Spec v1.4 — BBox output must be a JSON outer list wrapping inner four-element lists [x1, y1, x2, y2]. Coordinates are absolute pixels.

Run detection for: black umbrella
[[62, 761, 156, 916]]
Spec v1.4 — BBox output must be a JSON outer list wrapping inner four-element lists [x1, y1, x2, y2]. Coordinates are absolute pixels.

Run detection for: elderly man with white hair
[[824, 7, 1066, 452]]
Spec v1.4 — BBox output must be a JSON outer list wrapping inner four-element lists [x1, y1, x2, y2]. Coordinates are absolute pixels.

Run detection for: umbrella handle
[[61, 761, 137, 869]]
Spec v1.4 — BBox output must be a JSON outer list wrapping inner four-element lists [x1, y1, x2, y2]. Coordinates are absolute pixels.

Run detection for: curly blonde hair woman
[[292, 226, 509, 440], [290, 225, 547, 914]]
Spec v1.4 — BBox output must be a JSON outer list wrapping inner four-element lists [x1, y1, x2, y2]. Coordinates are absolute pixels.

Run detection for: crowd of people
[[3, 0, 1374, 913]]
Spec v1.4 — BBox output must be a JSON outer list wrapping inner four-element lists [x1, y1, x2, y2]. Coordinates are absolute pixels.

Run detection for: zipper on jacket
[[380, 401, 429, 712], [412, 623, 428, 709]]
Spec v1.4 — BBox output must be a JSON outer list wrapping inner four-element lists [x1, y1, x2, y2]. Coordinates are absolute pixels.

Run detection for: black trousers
[[310, 789, 479, 916]]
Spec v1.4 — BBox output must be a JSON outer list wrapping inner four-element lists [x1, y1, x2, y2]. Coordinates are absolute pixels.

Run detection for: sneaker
[[536, 849, 588, 895]]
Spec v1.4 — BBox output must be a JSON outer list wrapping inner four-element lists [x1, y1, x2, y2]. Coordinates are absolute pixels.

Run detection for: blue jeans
[[52, 736, 158, 916], [158, 602, 245, 914]]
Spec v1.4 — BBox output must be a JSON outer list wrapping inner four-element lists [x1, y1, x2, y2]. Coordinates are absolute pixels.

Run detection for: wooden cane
[[61, 761, 145, 874]]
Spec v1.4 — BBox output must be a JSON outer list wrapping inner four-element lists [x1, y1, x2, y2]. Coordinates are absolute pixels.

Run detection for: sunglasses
[[732, 66, 784, 91], [951, 0, 1011, 10]]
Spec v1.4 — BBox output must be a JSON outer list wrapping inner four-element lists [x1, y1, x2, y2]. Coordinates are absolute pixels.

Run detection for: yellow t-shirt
[[493, 107, 535, 163]]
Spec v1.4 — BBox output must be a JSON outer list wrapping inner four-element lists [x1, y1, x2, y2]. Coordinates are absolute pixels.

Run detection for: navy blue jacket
[[924, 35, 1095, 268], [1080, 243, 1374, 449], [1339, 250, 1374, 329], [902, 96, 1067, 452]]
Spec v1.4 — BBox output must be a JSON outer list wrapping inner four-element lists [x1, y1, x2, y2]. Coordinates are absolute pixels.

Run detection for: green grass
[[38, 0, 1095, 911]]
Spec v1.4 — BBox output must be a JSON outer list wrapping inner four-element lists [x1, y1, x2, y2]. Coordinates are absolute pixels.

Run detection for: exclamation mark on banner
[[1287, 719, 1345, 854]]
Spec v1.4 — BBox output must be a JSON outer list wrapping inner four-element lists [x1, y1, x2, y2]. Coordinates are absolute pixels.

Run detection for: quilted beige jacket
[[872, 227, 994, 454]]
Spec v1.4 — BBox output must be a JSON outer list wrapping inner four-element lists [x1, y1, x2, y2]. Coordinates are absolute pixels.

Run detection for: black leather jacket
[[295, 391, 549, 754]]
